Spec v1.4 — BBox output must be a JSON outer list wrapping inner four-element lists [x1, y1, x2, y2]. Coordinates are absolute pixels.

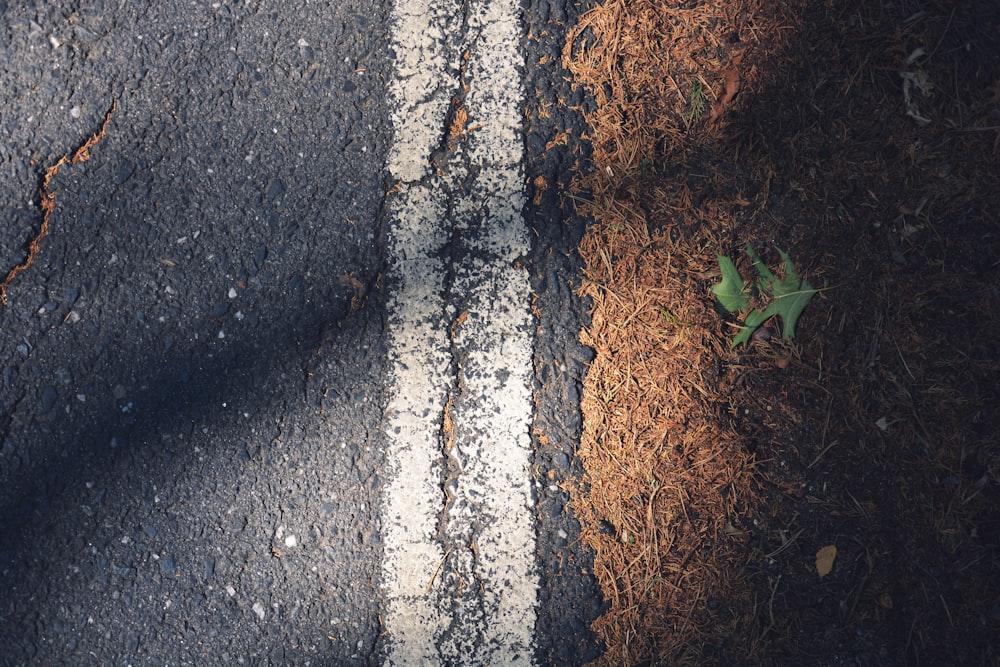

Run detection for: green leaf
[[711, 254, 749, 313], [728, 247, 816, 348], [731, 308, 769, 348], [746, 242, 775, 286], [769, 249, 815, 338]]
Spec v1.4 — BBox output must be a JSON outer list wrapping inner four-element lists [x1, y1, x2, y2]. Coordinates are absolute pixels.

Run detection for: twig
[[426, 547, 453, 592], [892, 336, 915, 380], [819, 394, 833, 443], [758, 574, 781, 640], [765, 528, 804, 559], [952, 125, 1000, 132], [927, 7, 955, 60]]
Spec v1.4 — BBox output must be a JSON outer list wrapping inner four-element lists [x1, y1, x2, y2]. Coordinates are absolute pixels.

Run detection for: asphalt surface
[[0, 0, 601, 664]]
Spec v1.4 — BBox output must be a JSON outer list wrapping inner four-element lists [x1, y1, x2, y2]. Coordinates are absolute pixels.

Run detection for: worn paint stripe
[[382, 0, 536, 664]]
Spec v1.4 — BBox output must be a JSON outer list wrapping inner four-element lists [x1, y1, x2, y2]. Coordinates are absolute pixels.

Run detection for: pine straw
[[563, 0, 805, 176], [563, 0, 1000, 664], [564, 1, 798, 663], [575, 214, 763, 664]]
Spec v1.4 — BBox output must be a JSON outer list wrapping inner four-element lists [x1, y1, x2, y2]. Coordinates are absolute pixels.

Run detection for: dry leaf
[[338, 273, 364, 291], [816, 544, 837, 578], [709, 51, 744, 123], [709, 67, 741, 123], [724, 521, 749, 537]]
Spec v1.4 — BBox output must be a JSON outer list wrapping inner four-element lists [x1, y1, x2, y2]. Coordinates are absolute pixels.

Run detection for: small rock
[[548, 500, 563, 518], [252, 602, 266, 621], [253, 246, 268, 271], [115, 159, 136, 184], [112, 563, 134, 577], [40, 386, 58, 412], [264, 178, 285, 201], [552, 452, 569, 469], [160, 554, 177, 576]]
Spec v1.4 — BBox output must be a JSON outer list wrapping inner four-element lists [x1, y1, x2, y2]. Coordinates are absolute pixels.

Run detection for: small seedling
[[712, 243, 816, 348], [683, 79, 707, 124]]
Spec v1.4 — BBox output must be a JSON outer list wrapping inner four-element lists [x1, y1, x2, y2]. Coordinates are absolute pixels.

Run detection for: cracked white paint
[[382, 0, 537, 665], [385, 0, 461, 184]]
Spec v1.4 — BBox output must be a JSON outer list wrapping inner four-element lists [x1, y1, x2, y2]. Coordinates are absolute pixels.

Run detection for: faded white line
[[382, 0, 536, 665]]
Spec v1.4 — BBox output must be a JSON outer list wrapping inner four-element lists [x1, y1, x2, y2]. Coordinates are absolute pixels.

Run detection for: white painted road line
[[382, 0, 537, 665]]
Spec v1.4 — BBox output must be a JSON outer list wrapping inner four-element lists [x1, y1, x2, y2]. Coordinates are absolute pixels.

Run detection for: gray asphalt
[[0, 0, 601, 664]]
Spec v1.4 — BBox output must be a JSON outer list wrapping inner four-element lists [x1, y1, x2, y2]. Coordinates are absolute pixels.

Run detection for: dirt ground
[[562, 0, 1000, 664]]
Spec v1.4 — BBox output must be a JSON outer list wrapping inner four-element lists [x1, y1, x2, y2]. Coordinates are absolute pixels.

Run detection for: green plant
[[683, 79, 707, 124], [712, 243, 816, 348]]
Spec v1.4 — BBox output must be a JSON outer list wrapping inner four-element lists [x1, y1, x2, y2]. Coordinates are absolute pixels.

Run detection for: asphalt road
[[0, 0, 601, 664]]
